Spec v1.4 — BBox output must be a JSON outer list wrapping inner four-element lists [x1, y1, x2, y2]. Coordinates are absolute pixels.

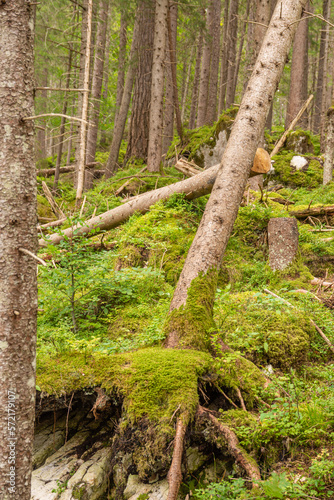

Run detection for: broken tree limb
[[270, 94, 314, 157], [37, 166, 105, 178], [41, 181, 65, 219], [37, 218, 66, 231], [290, 204, 334, 219]]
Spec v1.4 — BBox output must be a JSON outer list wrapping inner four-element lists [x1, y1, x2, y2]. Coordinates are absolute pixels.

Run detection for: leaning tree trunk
[[147, 0, 169, 172], [85, 0, 109, 191], [163, 0, 308, 496], [285, 4, 309, 128], [0, 1, 37, 499], [163, 0, 308, 349]]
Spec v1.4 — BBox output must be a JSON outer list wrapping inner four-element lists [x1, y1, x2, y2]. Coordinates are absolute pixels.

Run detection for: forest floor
[[34, 121, 334, 499]]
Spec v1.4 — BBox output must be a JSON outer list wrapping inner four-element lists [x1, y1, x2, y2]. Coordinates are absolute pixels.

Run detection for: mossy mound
[[167, 107, 238, 168], [285, 129, 314, 154], [37, 347, 212, 424], [272, 151, 323, 188], [214, 292, 313, 369], [37, 194, 54, 219]]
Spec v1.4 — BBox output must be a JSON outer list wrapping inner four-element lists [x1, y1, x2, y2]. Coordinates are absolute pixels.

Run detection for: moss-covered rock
[[285, 130, 314, 154], [272, 151, 323, 188], [167, 107, 238, 168]]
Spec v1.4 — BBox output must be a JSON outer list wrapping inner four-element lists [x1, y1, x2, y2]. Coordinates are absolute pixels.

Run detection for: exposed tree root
[[197, 405, 261, 483], [167, 416, 188, 500]]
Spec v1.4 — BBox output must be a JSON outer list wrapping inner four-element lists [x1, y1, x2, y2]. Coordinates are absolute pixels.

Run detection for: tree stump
[[268, 218, 299, 270]]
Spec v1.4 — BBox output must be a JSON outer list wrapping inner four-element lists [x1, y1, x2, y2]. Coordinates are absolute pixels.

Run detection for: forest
[[1, 0, 334, 499]]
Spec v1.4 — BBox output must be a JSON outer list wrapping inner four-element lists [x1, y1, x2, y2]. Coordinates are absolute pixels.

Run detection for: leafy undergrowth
[[36, 125, 334, 498]]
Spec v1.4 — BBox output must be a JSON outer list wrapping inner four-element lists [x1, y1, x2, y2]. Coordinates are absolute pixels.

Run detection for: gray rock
[[290, 156, 308, 171]]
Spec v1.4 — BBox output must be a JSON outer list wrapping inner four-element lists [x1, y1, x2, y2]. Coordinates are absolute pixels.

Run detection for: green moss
[[166, 107, 237, 166], [215, 292, 313, 369], [37, 347, 213, 425], [37, 194, 54, 219], [272, 151, 323, 188], [163, 268, 218, 352], [285, 129, 314, 154]]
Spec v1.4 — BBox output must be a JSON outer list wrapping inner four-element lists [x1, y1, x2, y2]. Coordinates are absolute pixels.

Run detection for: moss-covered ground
[[36, 122, 334, 499]]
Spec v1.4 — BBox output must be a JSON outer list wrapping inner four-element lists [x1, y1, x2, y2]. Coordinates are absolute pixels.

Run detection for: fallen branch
[[19, 248, 47, 267], [42, 181, 65, 219], [270, 95, 314, 157], [264, 288, 334, 354], [197, 406, 261, 482], [290, 204, 334, 219], [22, 113, 93, 125], [37, 218, 66, 231]]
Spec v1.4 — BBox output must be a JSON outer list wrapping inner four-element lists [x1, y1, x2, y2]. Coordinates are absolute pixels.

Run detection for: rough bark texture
[[268, 218, 299, 270], [0, 1, 37, 498], [125, 0, 154, 162], [164, 0, 308, 348], [285, 5, 309, 128], [167, 1, 182, 140], [313, 0, 330, 134], [323, 106, 334, 185], [85, 0, 109, 190], [114, 10, 128, 125], [189, 31, 203, 129], [104, 13, 140, 177], [196, 3, 213, 127], [206, 0, 222, 124], [218, 0, 230, 113], [225, 0, 239, 108], [162, 1, 178, 155], [147, 0, 169, 172]]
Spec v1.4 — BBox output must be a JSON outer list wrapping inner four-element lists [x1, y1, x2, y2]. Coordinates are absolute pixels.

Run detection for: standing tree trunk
[[218, 0, 230, 113], [0, 1, 37, 498], [167, 0, 183, 140], [181, 46, 194, 123], [147, 0, 169, 172], [313, 0, 330, 134], [105, 12, 140, 177], [114, 9, 128, 125], [76, 0, 93, 206], [189, 31, 204, 129], [196, 2, 213, 127], [205, 0, 222, 124], [323, 103, 334, 185], [225, 0, 239, 108], [125, 0, 155, 162], [85, 0, 109, 191], [285, 5, 309, 128], [162, 0, 178, 155]]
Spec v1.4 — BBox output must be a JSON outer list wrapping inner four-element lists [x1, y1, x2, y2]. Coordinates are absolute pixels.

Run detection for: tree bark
[[225, 0, 239, 109], [323, 106, 334, 185], [164, 0, 308, 350], [162, 1, 178, 155], [76, 0, 93, 205], [196, 2, 213, 127], [125, 0, 155, 162], [181, 46, 194, 123], [285, 4, 309, 128], [104, 12, 140, 178], [147, 0, 169, 172], [189, 31, 204, 129], [114, 9, 128, 125], [313, 0, 330, 134], [0, 1, 37, 498], [206, 0, 222, 124], [218, 0, 230, 113], [167, 0, 183, 140], [84, 0, 109, 191]]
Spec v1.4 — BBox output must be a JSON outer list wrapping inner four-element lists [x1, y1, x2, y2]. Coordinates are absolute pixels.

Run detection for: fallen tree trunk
[[290, 204, 334, 219], [39, 156, 269, 247], [39, 163, 220, 246], [37, 166, 105, 178]]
